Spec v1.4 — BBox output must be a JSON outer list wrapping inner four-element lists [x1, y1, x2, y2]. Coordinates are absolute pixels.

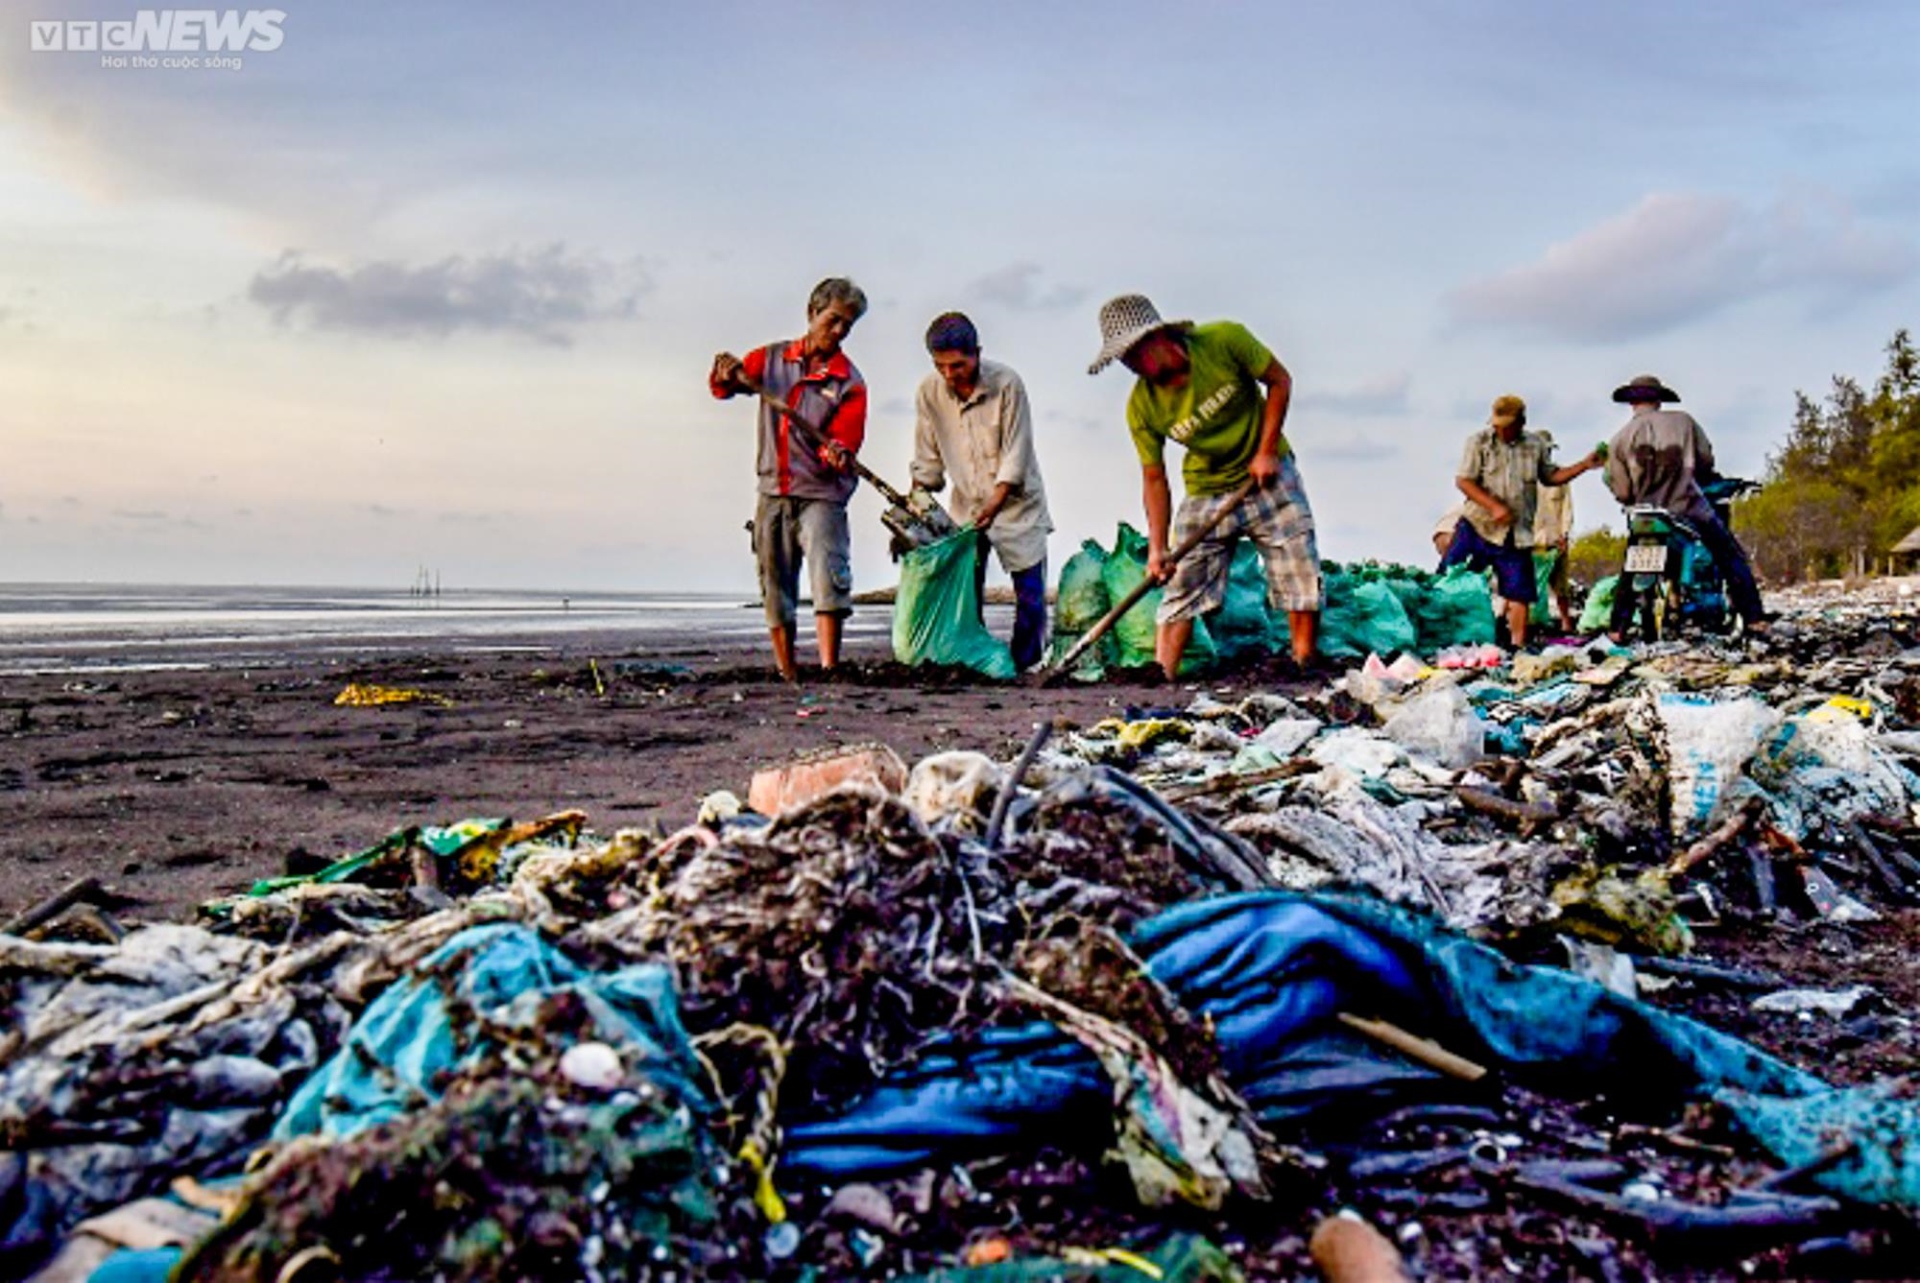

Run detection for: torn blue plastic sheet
[[786, 892, 1920, 1212]]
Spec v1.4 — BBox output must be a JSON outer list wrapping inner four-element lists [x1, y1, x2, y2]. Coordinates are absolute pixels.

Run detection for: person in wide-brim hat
[[1087, 292, 1324, 677], [1611, 374, 1681, 405], [1602, 370, 1768, 640]]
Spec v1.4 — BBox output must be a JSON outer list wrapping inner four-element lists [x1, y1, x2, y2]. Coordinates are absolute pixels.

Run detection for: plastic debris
[[330, 683, 451, 707]]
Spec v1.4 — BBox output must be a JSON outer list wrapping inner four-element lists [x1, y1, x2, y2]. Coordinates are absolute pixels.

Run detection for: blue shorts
[[1440, 521, 1536, 603]]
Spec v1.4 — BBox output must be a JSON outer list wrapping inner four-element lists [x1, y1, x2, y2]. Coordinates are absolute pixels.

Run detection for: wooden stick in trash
[[1338, 1012, 1488, 1082], [1667, 798, 1762, 879], [1310, 1211, 1414, 1283], [1037, 478, 1257, 688], [2, 875, 104, 938]]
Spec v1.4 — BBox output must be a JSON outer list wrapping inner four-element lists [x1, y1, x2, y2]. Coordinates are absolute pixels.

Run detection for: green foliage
[[1738, 329, 1920, 583], [1566, 526, 1627, 590]]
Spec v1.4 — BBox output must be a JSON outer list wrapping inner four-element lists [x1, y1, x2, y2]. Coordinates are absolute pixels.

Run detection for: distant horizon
[[0, 579, 757, 598]]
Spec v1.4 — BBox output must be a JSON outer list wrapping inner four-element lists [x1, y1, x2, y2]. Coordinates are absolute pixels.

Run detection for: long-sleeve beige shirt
[[911, 359, 1053, 573], [1606, 408, 1715, 523]]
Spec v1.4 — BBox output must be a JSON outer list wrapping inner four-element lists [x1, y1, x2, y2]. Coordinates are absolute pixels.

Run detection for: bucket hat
[[1489, 394, 1526, 428], [1088, 294, 1189, 375], [1612, 374, 1681, 404]]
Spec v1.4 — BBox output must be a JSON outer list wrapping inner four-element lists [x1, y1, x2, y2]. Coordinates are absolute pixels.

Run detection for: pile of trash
[[10, 618, 1920, 1279]]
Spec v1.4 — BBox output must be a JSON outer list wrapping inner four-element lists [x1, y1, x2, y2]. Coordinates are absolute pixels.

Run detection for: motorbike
[[1612, 476, 1760, 641]]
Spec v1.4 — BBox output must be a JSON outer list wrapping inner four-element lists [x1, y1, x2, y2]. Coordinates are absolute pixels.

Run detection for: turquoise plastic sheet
[[275, 923, 704, 1142]]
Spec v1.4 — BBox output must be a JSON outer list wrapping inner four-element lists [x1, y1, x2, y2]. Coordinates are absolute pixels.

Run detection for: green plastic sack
[[1578, 574, 1619, 634], [1415, 565, 1498, 652], [1319, 575, 1417, 660], [1530, 549, 1560, 627], [893, 530, 1016, 679], [1047, 538, 1114, 675], [1382, 574, 1426, 626], [1204, 541, 1273, 664], [1100, 524, 1216, 674]]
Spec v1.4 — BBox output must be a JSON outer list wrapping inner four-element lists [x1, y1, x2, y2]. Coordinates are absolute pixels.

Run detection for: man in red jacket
[[710, 278, 869, 681]]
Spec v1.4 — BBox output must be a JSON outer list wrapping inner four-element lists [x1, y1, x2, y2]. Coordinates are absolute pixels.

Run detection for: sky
[[2, 0, 1917, 593]]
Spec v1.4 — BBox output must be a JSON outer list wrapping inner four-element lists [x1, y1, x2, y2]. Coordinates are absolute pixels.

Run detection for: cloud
[[249, 245, 650, 345], [1446, 191, 1916, 343], [1296, 372, 1412, 416], [356, 503, 401, 519], [969, 263, 1086, 313]]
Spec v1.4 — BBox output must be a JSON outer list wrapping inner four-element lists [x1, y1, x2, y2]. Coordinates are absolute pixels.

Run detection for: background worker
[[1089, 293, 1322, 678], [911, 312, 1054, 669], [1441, 395, 1601, 649], [1532, 434, 1577, 635], [1604, 373, 1766, 640], [709, 278, 869, 682]]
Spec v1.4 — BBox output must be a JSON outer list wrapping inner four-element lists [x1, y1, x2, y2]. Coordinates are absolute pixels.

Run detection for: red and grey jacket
[[710, 339, 867, 503]]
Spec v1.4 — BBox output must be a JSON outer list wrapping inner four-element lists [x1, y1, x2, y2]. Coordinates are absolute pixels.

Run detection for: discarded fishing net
[[567, 783, 1238, 1128]]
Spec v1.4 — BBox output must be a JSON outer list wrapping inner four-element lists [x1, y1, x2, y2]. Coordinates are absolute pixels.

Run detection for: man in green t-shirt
[[1089, 293, 1321, 677]]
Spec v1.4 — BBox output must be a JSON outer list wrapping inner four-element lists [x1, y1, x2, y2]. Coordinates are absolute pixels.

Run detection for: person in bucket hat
[[1090, 294, 1321, 677], [1440, 394, 1602, 649], [1603, 374, 1766, 639]]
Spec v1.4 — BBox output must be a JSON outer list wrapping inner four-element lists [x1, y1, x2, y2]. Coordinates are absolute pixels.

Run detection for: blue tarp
[[789, 891, 1915, 1211]]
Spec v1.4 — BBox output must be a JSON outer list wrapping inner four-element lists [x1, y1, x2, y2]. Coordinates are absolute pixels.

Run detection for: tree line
[[1734, 329, 1919, 584]]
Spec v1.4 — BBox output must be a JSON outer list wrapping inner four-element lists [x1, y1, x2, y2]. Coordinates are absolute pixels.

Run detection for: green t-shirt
[[1126, 321, 1288, 496]]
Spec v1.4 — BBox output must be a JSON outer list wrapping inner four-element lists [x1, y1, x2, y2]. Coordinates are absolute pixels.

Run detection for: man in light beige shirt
[[1442, 395, 1601, 648], [911, 312, 1053, 668]]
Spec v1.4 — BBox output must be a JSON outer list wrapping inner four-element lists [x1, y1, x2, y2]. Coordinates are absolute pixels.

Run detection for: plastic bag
[[1655, 694, 1778, 834], [1047, 539, 1114, 674], [1578, 575, 1619, 634], [1415, 565, 1497, 653], [1203, 542, 1273, 664], [893, 530, 1016, 679], [1320, 580, 1417, 661], [1379, 684, 1486, 768], [1100, 524, 1215, 673], [1529, 549, 1560, 627]]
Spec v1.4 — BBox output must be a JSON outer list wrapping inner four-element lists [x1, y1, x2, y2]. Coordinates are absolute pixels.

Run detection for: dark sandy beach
[[0, 624, 1194, 926]]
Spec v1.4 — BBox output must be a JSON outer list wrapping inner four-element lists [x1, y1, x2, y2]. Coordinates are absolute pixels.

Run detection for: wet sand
[[0, 623, 1199, 925]]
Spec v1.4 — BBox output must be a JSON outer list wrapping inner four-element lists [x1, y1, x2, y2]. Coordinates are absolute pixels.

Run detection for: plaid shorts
[[1157, 454, 1321, 624]]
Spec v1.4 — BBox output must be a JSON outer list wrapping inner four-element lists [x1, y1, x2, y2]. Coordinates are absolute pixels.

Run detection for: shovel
[[1035, 478, 1256, 687], [737, 376, 959, 553]]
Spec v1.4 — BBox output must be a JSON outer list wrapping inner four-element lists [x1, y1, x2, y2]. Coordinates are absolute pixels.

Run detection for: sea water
[[0, 583, 893, 675]]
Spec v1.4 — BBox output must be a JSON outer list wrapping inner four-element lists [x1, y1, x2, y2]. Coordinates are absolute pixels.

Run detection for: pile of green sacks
[[1049, 526, 1499, 676]]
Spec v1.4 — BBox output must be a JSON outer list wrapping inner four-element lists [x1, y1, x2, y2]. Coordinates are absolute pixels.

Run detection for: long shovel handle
[[1037, 479, 1257, 687], [734, 375, 913, 509]]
